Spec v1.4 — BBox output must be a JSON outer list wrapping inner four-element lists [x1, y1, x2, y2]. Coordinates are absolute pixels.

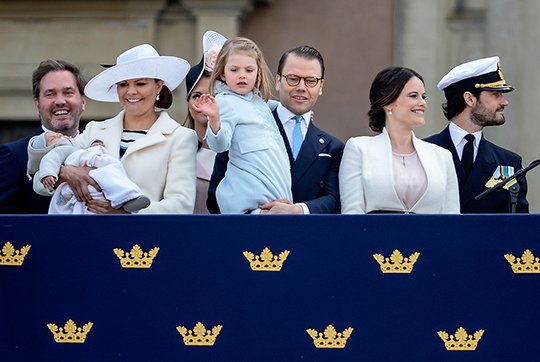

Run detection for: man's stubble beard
[[470, 102, 506, 128]]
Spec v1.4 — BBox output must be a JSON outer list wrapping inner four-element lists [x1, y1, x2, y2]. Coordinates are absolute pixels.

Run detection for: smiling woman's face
[[116, 78, 163, 118], [386, 76, 427, 129]]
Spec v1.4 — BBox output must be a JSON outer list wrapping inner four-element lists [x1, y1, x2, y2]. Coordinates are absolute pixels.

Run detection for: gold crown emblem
[[373, 249, 420, 273], [243, 247, 289, 271], [437, 327, 484, 351], [306, 325, 353, 349], [176, 322, 223, 346], [504, 249, 540, 273], [113, 244, 159, 268], [47, 319, 93, 343], [0, 242, 31, 266]]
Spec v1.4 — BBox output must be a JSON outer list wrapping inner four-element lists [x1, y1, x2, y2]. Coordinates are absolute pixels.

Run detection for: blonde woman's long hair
[[208, 37, 273, 102]]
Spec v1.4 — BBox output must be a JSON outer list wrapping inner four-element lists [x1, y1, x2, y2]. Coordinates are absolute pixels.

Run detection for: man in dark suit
[[0, 59, 86, 213], [425, 56, 528, 213], [208, 45, 344, 214]]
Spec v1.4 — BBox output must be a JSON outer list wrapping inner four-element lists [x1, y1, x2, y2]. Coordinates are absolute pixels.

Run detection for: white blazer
[[31, 110, 197, 214], [339, 128, 459, 214]]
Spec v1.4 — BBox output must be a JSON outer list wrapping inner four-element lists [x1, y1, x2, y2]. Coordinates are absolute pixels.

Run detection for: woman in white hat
[[184, 31, 226, 214], [57, 44, 197, 213]]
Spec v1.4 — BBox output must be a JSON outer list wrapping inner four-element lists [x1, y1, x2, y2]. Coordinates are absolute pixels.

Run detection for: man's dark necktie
[[461, 134, 475, 177]]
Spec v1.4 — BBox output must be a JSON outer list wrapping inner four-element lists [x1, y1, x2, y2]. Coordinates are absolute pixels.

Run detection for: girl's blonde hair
[[208, 37, 273, 102]]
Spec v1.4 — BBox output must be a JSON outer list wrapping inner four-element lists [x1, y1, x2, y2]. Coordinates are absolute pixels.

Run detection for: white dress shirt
[[276, 103, 312, 214], [449, 122, 482, 161], [277, 104, 310, 147]]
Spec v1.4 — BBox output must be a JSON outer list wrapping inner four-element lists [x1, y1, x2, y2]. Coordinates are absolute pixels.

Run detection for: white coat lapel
[[123, 111, 178, 158], [410, 134, 435, 208], [92, 113, 124, 159], [378, 129, 405, 209]]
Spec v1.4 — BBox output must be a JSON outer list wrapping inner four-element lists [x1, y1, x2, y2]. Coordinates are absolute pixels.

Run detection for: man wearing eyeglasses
[[207, 45, 344, 214]]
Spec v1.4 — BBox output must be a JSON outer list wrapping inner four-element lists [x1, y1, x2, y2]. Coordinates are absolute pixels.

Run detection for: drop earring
[[388, 109, 392, 115], [156, 94, 160, 101]]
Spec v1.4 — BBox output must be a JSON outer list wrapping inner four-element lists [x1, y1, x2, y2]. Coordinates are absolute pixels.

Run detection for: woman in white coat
[[31, 44, 197, 214], [339, 66, 459, 214]]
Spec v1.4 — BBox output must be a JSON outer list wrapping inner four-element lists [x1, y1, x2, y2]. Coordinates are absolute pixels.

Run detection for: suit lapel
[[292, 123, 328, 186], [460, 138, 498, 206], [374, 130, 404, 208], [434, 127, 499, 207], [272, 109, 294, 164], [272, 109, 329, 186], [410, 134, 435, 205], [437, 127, 467, 186]]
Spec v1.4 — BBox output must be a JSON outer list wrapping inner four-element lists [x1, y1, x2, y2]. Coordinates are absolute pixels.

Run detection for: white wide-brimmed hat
[[185, 30, 227, 100], [85, 44, 191, 102]]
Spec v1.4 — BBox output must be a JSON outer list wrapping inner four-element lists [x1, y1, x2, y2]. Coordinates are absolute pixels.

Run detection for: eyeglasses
[[280, 74, 322, 88]]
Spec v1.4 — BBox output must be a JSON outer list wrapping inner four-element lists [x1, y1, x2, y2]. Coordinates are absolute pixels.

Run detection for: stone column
[[172, 0, 252, 122], [485, 1, 540, 212], [183, 0, 252, 41], [394, 0, 456, 137]]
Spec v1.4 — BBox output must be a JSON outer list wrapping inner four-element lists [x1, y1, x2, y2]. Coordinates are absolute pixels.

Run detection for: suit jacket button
[[319, 181, 325, 188]]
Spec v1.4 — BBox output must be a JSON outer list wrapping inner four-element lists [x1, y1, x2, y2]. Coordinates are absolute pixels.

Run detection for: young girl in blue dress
[[193, 37, 292, 214]]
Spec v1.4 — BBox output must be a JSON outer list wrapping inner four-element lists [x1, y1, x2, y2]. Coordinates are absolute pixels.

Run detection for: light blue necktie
[[292, 115, 303, 160]]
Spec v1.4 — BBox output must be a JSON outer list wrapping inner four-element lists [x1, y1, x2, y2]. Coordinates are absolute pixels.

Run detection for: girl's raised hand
[[193, 94, 219, 119], [193, 94, 221, 133]]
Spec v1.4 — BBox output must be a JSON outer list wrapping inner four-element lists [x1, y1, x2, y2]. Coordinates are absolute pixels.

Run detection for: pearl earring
[[388, 109, 392, 115], [156, 94, 160, 101]]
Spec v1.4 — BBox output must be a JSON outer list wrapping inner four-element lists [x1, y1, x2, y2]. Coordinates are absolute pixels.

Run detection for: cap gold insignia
[[47, 319, 93, 343], [373, 249, 420, 273], [176, 322, 223, 346], [504, 249, 540, 273], [437, 327, 484, 351], [475, 63, 508, 89], [306, 325, 353, 349], [243, 247, 289, 271], [0, 241, 31, 266], [113, 244, 159, 268]]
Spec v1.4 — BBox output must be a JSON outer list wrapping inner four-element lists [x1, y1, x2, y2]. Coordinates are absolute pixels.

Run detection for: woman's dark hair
[[183, 70, 212, 150], [155, 84, 173, 109], [367, 66, 423, 132], [441, 88, 481, 120]]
